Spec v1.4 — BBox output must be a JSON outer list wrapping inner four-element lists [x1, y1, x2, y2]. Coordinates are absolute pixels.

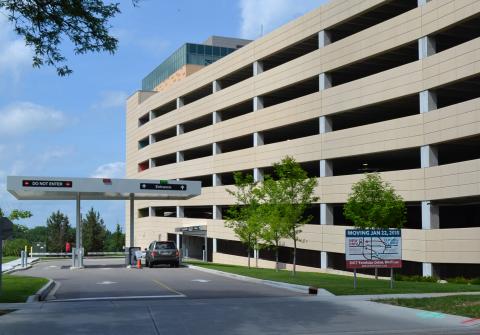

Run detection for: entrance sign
[[141, 183, 187, 191], [345, 229, 402, 269]]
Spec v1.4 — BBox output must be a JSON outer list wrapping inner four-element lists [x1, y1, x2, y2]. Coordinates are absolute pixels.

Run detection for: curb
[[4, 264, 33, 274], [27, 279, 55, 303], [186, 264, 334, 296]]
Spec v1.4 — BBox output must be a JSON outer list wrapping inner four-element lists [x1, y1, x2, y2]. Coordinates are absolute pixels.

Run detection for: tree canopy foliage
[[46, 210, 74, 252], [225, 172, 262, 268], [226, 156, 318, 274], [343, 173, 406, 229], [82, 207, 107, 253], [0, 0, 139, 75]]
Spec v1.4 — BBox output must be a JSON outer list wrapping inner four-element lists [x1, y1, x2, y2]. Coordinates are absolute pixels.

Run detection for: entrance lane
[[13, 258, 303, 301]]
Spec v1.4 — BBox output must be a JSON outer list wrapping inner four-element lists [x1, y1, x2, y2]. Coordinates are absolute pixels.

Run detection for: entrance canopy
[[6, 176, 201, 269], [7, 176, 201, 200]]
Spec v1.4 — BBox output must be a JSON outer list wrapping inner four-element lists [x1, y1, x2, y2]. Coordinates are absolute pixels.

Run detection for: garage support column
[[204, 234, 208, 262], [320, 203, 333, 269], [212, 111, 221, 124], [212, 80, 222, 93], [212, 173, 222, 187], [129, 193, 135, 248], [176, 234, 180, 249], [319, 73, 332, 91], [254, 168, 264, 182], [213, 142, 222, 155], [176, 206, 184, 218], [318, 30, 331, 48], [213, 205, 222, 220]]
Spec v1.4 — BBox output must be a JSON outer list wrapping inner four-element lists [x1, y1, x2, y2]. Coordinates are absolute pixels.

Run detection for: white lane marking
[[47, 265, 58, 268], [96, 281, 117, 285], [51, 294, 186, 302], [192, 279, 210, 283]]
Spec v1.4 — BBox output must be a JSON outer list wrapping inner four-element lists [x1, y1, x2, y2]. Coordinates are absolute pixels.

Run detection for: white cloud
[[92, 90, 128, 109], [0, 102, 67, 136], [0, 15, 32, 81], [239, 0, 324, 39], [91, 162, 125, 178]]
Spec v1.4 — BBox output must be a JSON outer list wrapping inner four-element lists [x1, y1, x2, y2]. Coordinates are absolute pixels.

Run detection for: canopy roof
[[7, 176, 201, 200]]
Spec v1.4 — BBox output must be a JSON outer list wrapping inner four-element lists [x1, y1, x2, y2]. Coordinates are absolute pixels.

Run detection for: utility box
[[125, 247, 140, 266], [33, 242, 46, 253]]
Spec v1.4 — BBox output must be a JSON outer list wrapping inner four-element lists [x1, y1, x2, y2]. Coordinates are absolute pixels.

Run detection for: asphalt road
[[0, 258, 478, 335], [13, 258, 298, 301]]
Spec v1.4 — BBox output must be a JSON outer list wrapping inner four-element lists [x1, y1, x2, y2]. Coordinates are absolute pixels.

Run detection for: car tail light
[[176, 250, 179, 257], [152, 251, 158, 257]]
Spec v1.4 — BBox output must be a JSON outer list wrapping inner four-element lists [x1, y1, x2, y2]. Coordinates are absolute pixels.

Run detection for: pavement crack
[[148, 305, 161, 335]]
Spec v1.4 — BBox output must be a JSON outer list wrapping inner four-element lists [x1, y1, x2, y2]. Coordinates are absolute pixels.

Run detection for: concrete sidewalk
[[2, 257, 39, 273]]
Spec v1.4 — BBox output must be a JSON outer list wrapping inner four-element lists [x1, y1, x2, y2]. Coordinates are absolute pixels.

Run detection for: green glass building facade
[[142, 43, 237, 91]]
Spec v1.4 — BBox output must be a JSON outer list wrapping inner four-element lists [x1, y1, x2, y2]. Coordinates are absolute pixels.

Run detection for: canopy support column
[[129, 193, 135, 247], [72, 192, 83, 268]]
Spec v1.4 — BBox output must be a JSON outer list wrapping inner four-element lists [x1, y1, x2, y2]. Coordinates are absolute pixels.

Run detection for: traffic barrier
[[137, 259, 142, 269]]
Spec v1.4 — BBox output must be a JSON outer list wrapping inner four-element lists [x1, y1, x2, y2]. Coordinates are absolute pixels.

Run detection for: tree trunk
[[293, 237, 297, 276], [275, 241, 279, 272], [247, 247, 251, 269], [255, 248, 258, 268]]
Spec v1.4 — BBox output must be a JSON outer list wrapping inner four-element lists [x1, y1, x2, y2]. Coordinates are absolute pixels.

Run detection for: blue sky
[[0, 0, 324, 231]]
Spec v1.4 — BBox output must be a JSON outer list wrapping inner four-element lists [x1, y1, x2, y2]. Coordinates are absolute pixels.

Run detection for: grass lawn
[[377, 295, 480, 318], [0, 274, 48, 303], [1, 256, 18, 264], [187, 261, 480, 296]]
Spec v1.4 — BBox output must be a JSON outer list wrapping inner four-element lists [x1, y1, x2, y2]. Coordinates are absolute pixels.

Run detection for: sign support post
[[354, 268, 357, 289], [390, 268, 394, 289]]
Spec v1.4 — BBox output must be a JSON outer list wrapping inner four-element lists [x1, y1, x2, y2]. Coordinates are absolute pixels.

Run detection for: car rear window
[[155, 242, 176, 250]]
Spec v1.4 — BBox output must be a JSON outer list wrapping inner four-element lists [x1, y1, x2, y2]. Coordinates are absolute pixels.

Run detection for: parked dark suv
[[145, 241, 180, 268]]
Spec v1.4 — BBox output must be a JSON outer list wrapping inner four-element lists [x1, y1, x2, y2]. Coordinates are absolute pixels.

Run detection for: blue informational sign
[[345, 229, 402, 269]]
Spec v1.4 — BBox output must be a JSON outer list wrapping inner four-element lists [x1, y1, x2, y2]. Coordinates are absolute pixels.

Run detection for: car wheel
[[174, 261, 180, 268], [148, 260, 153, 268]]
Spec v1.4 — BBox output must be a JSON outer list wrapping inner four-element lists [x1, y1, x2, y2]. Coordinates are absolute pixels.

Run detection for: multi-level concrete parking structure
[[127, 0, 480, 278]]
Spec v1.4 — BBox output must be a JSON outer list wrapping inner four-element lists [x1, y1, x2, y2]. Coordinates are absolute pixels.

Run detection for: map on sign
[[345, 229, 402, 269]]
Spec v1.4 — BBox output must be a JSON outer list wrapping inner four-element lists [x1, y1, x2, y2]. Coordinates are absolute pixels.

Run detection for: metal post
[[354, 268, 357, 289], [129, 193, 134, 248], [390, 268, 394, 289], [21, 250, 25, 267], [72, 248, 76, 268], [75, 192, 81, 267]]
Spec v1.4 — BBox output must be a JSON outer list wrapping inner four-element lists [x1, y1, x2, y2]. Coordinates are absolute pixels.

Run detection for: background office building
[[127, 0, 480, 278]]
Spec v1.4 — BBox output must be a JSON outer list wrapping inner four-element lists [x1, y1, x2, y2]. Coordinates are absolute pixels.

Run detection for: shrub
[[2, 239, 31, 257]]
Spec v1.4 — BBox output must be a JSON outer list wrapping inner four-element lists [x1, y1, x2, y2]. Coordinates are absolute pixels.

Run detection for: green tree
[[26, 226, 48, 244], [343, 173, 406, 229], [105, 223, 125, 252], [0, 208, 32, 221], [0, 0, 139, 75], [268, 157, 318, 275], [225, 172, 263, 268], [82, 207, 107, 253], [46, 211, 72, 252]]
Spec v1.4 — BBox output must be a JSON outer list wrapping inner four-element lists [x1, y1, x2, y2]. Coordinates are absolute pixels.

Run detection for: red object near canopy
[[66, 242, 71, 253]]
